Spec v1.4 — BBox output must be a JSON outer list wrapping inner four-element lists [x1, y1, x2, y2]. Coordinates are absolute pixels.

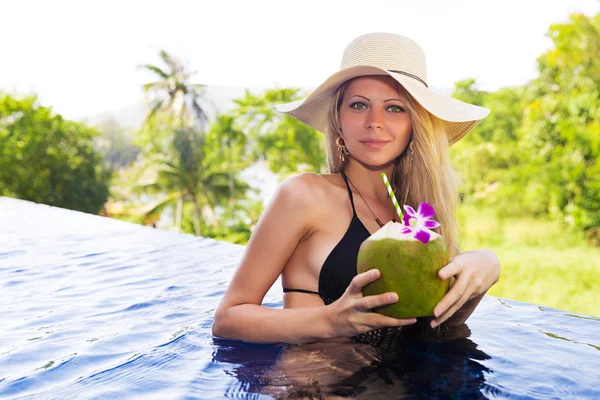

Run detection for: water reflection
[[213, 322, 493, 399]]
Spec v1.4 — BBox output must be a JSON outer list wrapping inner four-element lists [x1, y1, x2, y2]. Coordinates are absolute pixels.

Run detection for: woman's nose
[[366, 108, 384, 130]]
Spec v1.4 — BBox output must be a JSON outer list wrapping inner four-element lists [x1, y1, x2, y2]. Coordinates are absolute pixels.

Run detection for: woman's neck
[[343, 160, 396, 203]]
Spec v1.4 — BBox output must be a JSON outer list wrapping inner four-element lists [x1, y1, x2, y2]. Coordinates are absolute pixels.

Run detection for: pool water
[[1, 196, 599, 399]]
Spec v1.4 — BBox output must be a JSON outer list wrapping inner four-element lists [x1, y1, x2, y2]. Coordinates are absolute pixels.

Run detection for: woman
[[212, 32, 500, 344]]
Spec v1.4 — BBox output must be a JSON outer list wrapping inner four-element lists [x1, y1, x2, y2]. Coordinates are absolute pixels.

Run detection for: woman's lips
[[360, 140, 389, 150]]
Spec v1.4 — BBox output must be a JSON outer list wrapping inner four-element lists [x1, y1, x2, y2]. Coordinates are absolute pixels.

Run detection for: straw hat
[[275, 32, 490, 145]]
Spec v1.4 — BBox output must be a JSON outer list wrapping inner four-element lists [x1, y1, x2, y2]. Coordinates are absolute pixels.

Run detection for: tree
[[0, 92, 109, 214], [451, 80, 525, 203], [451, 13, 600, 243], [204, 115, 251, 206], [233, 88, 326, 176], [138, 50, 209, 235], [141, 50, 208, 129], [133, 124, 251, 233], [520, 13, 600, 235]]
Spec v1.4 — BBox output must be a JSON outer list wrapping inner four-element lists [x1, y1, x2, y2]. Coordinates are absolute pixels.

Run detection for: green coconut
[[357, 221, 450, 318]]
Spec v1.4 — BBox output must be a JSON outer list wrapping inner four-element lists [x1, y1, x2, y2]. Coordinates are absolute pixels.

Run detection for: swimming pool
[[1, 196, 599, 399]]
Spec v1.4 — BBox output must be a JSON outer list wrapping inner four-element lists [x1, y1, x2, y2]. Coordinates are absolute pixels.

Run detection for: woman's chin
[[352, 154, 399, 168]]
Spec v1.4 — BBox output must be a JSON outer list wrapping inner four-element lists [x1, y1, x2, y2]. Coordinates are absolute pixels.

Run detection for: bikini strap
[[283, 288, 320, 295], [341, 170, 358, 217]]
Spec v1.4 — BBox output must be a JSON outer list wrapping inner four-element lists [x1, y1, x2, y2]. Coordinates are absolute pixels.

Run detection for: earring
[[336, 136, 349, 162]]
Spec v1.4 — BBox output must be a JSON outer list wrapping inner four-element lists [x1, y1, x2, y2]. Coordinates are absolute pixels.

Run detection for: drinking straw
[[381, 172, 403, 220]]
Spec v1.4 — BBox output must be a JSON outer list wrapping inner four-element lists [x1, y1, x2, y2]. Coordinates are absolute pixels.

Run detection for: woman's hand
[[430, 249, 501, 328], [326, 269, 417, 338]]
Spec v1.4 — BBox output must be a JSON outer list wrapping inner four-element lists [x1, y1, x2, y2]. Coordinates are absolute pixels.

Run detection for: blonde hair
[[325, 77, 460, 257]]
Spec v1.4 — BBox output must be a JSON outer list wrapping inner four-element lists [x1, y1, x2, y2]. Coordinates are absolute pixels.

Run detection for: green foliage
[[0, 92, 109, 214], [130, 122, 252, 236], [451, 81, 527, 214], [93, 118, 140, 170], [451, 13, 600, 240], [233, 88, 326, 175], [110, 50, 255, 236], [204, 115, 252, 203], [458, 203, 600, 316], [136, 50, 213, 235], [519, 13, 600, 233], [196, 199, 265, 245]]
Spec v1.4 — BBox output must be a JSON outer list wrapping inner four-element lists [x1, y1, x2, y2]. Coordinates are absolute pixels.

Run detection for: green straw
[[381, 172, 403, 220]]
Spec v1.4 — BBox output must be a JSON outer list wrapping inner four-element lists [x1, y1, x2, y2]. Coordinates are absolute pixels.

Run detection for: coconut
[[357, 221, 449, 318]]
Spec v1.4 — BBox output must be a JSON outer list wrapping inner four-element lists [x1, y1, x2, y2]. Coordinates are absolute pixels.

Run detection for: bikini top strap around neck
[[341, 170, 358, 217]]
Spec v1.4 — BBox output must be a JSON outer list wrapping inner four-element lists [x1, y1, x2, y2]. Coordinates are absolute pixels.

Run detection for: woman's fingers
[[433, 265, 470, 318], [357, 293, 417, 329], [362, 313, 417, 329], [438, 258, 466, 280], [347, 269, 380, 296], [431, 284, 473, 327], [357, 291, 398, 311], [341, 269, 420, 333]]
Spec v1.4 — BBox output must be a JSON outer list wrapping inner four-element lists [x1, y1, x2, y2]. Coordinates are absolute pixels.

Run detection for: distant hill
[[80, 85, 281, 130]]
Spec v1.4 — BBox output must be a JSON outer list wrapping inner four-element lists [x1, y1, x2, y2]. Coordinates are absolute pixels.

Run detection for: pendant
[[375, 218, 384, 227]]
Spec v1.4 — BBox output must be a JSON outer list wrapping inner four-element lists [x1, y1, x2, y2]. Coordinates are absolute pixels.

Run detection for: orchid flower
[[401, 202, 440, 244]]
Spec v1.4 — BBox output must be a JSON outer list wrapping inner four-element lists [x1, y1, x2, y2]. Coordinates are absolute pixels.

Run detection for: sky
[[1, 0, 599, 120]]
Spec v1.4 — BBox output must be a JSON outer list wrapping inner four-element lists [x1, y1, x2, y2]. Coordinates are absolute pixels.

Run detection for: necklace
[[346, 174, 397, 228]]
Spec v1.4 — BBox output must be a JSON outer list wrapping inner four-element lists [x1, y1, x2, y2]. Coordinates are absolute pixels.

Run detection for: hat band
[[387, 70, 428, 88]]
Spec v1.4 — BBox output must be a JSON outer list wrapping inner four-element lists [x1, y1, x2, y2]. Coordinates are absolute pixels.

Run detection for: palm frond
[[144, 100, 165, 124], [159, 50, 172, 66], [138, 191, 183, 216], [140, 64, 169, 79], [142, 81, 169, 92]]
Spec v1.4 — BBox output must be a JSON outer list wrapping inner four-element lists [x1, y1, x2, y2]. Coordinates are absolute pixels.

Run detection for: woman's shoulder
[[279, 172, 341, 194], [274, 172, 342, 209]]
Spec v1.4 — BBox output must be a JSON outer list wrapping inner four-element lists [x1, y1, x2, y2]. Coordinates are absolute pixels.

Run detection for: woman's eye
[[350, 102, 367, 110], [387, 105, 406, 113]]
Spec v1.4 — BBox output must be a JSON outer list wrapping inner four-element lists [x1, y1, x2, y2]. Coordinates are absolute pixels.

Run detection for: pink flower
[[401, 202, 440, 244]]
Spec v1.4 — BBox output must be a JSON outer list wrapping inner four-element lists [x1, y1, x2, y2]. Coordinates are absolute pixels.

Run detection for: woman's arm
[[430, 249, 500, 328], [212, 174, 415, 344], [213, 269, 410, 344]]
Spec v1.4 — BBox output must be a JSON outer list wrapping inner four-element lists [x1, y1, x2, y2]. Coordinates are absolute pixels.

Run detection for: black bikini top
[[283, 171, 371, 305]]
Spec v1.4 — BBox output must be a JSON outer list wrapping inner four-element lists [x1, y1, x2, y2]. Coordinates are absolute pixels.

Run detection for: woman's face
[[339, 75, 413, 167]]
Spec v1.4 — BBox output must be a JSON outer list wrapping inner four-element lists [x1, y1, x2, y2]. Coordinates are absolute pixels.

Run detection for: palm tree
[[140, 50, 209, 235], [141, 50, 208, 128], [135, 134, 250, 235], [205, 115, 250, 205]]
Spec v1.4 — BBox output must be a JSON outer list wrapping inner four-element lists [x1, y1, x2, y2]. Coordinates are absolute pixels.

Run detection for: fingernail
[[433, 308, 442, 317], [388, 293, 398, 302], [431, 320, 439, 328]]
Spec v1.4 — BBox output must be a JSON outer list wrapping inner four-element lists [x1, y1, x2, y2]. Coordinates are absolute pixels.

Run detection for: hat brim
[[275, 66, 490, 145]]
